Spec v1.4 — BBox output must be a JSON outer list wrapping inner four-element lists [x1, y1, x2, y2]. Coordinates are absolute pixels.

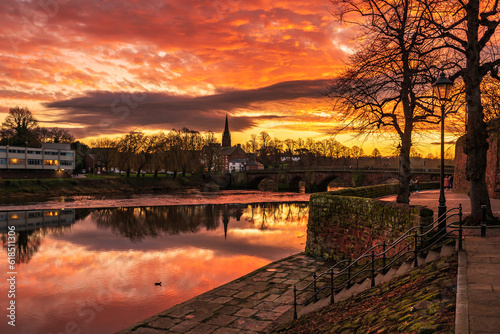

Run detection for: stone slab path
[[466, 236, 500, 333], [116, 254, 333, 334]]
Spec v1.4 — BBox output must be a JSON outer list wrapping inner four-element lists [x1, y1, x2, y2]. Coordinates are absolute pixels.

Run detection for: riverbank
[[0, 189, 311, 210], [0, 175, 201, 202]]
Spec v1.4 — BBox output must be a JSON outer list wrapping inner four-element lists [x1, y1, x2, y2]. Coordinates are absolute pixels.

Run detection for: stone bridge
[[233, 168, 445, 192]]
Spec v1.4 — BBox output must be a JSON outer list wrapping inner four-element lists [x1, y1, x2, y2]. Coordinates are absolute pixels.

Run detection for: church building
[[222, 114, 231, 148], [220, 115, 249, 172]]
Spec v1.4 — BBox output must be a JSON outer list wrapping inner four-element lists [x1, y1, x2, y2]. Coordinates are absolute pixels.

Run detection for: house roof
[[222, 145, 247, 156], [246, 160, 263, 166]]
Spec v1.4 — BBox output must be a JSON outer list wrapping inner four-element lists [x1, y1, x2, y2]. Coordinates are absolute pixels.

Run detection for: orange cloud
[[0, 0, 354, 141]]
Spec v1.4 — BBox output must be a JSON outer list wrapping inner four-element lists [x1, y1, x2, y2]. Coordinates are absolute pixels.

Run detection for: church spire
[[222, 114, 231, 147]]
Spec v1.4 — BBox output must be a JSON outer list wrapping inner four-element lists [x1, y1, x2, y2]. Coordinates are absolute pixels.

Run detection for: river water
[[0, 191, 310, 334]]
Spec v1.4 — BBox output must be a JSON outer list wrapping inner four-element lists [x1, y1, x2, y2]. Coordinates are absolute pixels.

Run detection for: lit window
[[9, 158, 25, 165], [44, 160, 59, 166]]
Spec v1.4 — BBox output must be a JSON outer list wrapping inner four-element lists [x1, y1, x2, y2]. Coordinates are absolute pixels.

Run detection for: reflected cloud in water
[[0, 202, 308, 334]]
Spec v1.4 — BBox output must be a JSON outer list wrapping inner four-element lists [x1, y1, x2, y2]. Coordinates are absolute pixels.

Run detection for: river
[[0, 191, 310, 334]]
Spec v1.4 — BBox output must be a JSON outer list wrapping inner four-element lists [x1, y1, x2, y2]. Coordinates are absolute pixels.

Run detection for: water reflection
[[0, 209, 75, 263], [85, 203, 309, 243], [0, 202, 308, 334]]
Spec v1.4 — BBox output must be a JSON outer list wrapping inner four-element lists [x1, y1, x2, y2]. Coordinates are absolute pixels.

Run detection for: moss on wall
[[351, 172, 365, 187], [305, 192, 421, 262], [327, 182, 439, 198]]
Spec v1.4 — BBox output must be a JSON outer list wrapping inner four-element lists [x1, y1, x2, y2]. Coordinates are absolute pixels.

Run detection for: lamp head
[[432, 72, 454, 101]]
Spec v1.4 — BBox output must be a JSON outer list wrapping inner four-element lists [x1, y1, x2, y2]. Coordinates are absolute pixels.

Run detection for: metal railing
[[293, 205, 464, 320]]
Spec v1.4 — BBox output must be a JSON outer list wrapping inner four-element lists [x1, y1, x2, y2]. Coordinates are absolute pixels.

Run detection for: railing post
[[481, 205, 487, 238], [371, 251, 375, 287], [458, 204, 463, 250], [293, 285, 297, 320], [313, 272, 317, 302], [413, 230, 418, 268], [347, 259, 352, 289], [330, 268, 335, 304], [382, 241, 386, 274]]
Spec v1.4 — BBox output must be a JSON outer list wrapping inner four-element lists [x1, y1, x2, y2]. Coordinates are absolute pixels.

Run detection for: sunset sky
[[0, 0, 449, 155]]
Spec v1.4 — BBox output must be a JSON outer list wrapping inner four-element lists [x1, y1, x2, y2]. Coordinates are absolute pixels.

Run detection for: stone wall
[[454, 120, 500, 198], [305, 192, 422, 262], [329, 182, 439, 198]]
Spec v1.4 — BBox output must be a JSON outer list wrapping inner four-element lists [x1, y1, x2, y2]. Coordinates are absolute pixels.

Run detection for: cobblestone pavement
[[116, 254, 333, 334]]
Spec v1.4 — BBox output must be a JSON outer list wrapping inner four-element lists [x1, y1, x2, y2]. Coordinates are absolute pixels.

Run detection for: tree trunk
[[397, 143, 412, 204], [464, 0, 492, 221]]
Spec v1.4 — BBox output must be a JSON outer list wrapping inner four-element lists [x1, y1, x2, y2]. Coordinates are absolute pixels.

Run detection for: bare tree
[[328, 0, 441, 203], [482, 76, 500, 122], [424, 0, 500, 219], [371, 148, 382, 158], [46, 128, 74, 143], [1, 106, 40, 146], [200, 132, 223, 172], [116, 131, 144, 177]]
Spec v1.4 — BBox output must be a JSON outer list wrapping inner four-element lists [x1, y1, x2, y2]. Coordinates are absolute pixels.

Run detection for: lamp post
[[397, 143, 401, 170], [432, 72, 454, 231]]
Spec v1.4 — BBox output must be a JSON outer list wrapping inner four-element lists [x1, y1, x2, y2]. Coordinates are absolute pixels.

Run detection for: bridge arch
[[289, 175, 304, 192], [316, 175, 352, 192], [364, 174, 399, 186], [247, 176, 269, 189]]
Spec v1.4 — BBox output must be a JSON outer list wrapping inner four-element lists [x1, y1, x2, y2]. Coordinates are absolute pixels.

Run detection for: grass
[[0, 174, 204, 202], [270, 255, 457, 333]]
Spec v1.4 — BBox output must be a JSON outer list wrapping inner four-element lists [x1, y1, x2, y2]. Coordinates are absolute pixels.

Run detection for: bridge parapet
[[238, 169, 445, 191]]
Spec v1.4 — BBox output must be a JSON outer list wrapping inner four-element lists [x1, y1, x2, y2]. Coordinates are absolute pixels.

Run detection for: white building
[[0, 143, 75, 171], [229, 158, 247, 173], [0, 209, 75, 232]]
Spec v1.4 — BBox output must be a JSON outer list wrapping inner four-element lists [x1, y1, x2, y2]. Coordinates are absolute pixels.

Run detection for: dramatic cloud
[[0, 0, 354, 141], [44, 79, 330, 137]]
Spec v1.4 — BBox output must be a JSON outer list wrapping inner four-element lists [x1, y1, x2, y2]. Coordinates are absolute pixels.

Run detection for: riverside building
[[0, 143, 75, 175]]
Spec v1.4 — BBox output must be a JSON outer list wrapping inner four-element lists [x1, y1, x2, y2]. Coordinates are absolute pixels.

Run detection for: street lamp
[[432, 72, 454, 231]]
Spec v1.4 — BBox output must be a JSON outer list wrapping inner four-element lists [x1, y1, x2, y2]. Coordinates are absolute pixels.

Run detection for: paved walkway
[[379, 189, 500, 218], [465, 237, 500, 333], [116, 254, 333, 334], [382, 191, 500, 333]]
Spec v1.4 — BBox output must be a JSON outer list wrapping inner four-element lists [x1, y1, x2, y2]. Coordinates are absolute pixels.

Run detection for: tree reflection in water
[[87, 202, 309, 242], [0, 203, 310, 261], [244, 202, 309, 230]]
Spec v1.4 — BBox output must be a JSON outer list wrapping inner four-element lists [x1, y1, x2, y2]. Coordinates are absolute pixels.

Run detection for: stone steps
[[296, 243, 456, 319]]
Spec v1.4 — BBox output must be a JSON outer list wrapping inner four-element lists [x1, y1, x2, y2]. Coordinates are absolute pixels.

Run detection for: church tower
[[222, 114, 231, 147]]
